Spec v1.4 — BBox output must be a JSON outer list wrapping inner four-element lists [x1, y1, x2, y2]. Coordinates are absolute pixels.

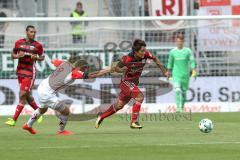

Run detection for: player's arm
[[51, 59, 64, 67], [166, 50, 174, 78], [36, 55, 45, 61], [146, 51, 169, 77], [189, 49, 197, 78], [153, 57, 169, 77], [11, 51, 25, 59], [87, 67, 111, 78], [31, 43, 45, 61], [12, 41, 25, 59], [111, 57, 128, 73], [31, 54, 45, 61], [70, 67, 111, 80]]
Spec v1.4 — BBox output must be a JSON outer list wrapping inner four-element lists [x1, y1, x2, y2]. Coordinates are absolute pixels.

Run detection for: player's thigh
[[181, 79, 189, 92], [118, 91, 131, 109], [116, 99, 130, 109], [119, 81, 134, 97], [19, 77, 34, 93], [26, 91, 34, 102], [39, 107, 48, 114], [59, 105, 70, 116], [172, 77, 182, 91], [131, 86, 144, 102], [52, 99, 72, 113], [19, 90, 28, 99], [37, 89, 60, 111], [39, 98, 66, 113]]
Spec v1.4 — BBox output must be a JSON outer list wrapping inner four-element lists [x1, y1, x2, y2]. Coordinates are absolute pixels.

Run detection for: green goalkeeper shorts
[[172, 76, 189, 92]]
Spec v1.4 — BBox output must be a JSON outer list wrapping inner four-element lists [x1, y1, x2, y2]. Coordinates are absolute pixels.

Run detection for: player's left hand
[[164, 71, 170, 78], [191, 69, 197, 80], [110, 66, 116, 73], [31, 54, 39, 61]]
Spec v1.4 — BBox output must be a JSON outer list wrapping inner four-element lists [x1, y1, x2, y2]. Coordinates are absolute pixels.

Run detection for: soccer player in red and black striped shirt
[[5, 25, 45, 126], [95, 39, 169, 129]]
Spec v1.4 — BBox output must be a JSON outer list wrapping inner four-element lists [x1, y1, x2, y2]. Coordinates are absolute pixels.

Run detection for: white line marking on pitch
[[39, 141, 240, 149]]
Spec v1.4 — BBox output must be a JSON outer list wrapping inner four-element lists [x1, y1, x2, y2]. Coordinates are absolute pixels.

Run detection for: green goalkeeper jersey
[[167, 47, 196, 78]]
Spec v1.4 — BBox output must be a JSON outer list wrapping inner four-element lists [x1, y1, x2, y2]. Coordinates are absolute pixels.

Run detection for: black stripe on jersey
[[16, 73, 33, 78], [17, 66, 33, 72], [18, 61, 33, 65]]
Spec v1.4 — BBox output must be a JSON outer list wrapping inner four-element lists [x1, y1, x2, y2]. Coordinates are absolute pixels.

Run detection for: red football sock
[[131, 101, 141, 123], [13, 104, 25, 121], [100, 104, 118, 119], [29, 100, 39, 110]]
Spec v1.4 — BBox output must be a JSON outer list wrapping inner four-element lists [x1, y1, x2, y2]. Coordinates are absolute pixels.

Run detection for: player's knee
[[19, 91, 28, 100], [175, 87, 182, 94], [39, 108, 48, 114], [135, 93, 144, 103], [116, 104, 124, 110], [60, 107, 70, 116], [116, 102, 124, 110], [26, 95, 34, 102]]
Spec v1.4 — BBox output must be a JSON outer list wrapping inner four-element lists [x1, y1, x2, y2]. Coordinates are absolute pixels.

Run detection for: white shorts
[[37, 77, 64, 111]]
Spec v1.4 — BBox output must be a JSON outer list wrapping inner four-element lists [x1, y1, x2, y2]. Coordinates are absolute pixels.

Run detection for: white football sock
[[27, 109, 42, 127], [57, 114, 68, 132]]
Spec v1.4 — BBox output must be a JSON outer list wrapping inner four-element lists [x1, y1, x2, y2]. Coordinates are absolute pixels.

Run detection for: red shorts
[[118, 80, 143, 102], [18, 76, 35, 92]]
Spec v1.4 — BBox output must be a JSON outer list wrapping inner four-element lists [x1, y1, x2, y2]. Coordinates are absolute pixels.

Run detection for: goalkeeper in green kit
[[167, 34, 197, 113]]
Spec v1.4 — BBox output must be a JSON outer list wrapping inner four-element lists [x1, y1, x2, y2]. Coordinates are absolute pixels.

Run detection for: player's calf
[[95, 103, 123, 129], [175, 87, 183, 112], [26, 108, 47, 129], [8, 91, 27, 125], [55, 105, 73, 135], [131, 92, 144, 128]]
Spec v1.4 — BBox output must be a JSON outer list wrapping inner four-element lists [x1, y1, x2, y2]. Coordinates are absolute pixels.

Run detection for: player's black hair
[[26, 25, 35, 31], [74, 59, 89, 68], [132, 39, 146, 52], [68, 55, 89, 68], [176, 33, 184, 40]]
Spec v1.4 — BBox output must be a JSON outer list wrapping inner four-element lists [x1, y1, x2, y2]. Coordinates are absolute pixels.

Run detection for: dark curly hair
[[132, 39, 146, 52]]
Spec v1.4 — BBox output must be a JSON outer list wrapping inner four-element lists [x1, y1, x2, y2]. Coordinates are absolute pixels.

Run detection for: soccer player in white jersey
[[22, 57, 111, 135]]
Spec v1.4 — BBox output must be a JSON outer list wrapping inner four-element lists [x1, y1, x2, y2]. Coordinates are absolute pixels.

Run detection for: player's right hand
[[191, 69, 197, 80], [168, 77, 173, 81], [165, 70, 172, 79], [164, 71, 170, 78], [31, 54, 39, 61], [17, 52, 25, 58]]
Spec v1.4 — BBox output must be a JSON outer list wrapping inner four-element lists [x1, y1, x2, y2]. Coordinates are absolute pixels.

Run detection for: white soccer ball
[[199, 118, 213, 133]]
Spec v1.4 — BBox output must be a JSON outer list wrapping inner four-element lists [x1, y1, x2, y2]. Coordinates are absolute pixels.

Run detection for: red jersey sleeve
[[13, 40, 21, 53], [145, 51, 156, 61], [71, 68, 84, 79], [36, 42, 43, 55], [51, 59, 64, 67], [120, 55, 128, 66]]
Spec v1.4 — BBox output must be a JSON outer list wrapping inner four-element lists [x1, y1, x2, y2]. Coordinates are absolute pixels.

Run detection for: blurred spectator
[[144, 0, 149, 16], [70, 1, 88, 44], [194, 0, 200, 10], [0, 11, 8, 48]]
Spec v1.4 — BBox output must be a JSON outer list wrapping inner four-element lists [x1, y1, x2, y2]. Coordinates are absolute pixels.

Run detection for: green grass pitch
[[0, 112, 240, 160]]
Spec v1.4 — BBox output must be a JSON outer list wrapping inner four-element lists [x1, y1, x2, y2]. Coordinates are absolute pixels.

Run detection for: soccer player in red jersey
[[5, 25, 45, 126], [95, 39, 169, 129]]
